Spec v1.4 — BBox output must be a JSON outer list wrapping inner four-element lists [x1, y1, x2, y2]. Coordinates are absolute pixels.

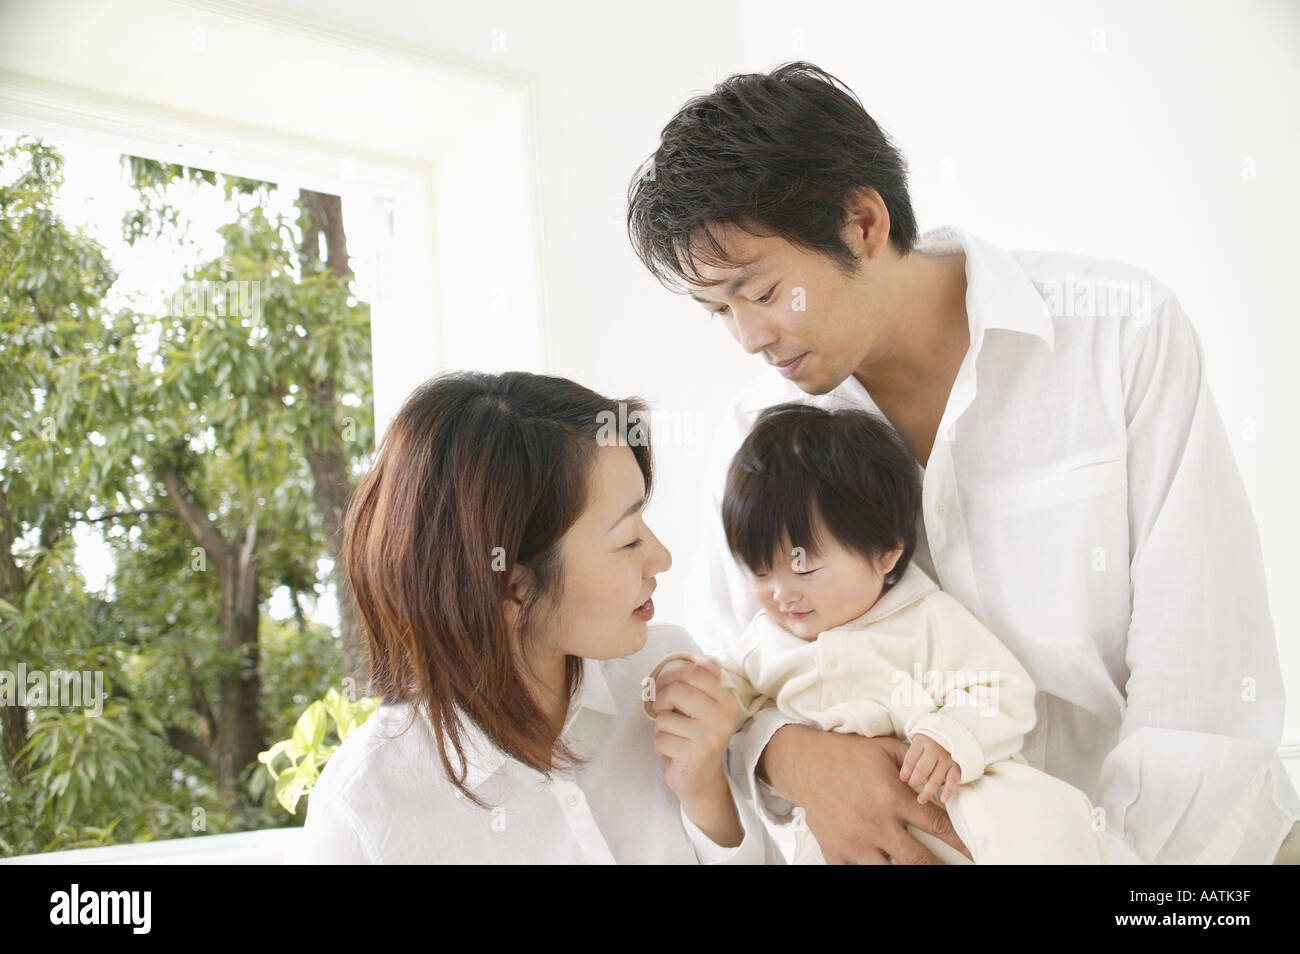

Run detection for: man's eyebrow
[[687, 267, 762, 304], [607, 496, 646, 533]]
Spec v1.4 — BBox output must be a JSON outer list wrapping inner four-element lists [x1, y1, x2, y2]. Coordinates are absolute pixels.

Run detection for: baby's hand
[[899, 735, 961, 805]]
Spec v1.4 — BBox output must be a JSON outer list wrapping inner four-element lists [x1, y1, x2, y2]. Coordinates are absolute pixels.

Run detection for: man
[[626, 61, 1300, 865]]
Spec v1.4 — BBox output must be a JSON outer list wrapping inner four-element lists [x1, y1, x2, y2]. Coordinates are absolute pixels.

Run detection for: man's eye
[[755, 285, 777, 304], [624, 538, 643, 550], [795, 568, 819, 576], [710, 305, 729, 320]]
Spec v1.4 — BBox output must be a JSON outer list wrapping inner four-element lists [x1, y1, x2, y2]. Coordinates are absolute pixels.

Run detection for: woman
[[289, 371, 781, 863]]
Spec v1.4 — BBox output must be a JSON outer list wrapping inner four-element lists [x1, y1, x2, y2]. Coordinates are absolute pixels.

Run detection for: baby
[[643, 402, 1106, 865]]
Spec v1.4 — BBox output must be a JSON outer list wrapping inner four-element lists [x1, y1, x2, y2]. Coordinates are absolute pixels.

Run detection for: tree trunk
[[215, 518, 263, 805], [297, 188, 369, 693], [161, 468, 264, 802], [0, 485, 30, 781]]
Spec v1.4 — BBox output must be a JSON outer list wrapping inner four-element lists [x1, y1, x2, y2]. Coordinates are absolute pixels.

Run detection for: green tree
[[0, 135, 373, 851]]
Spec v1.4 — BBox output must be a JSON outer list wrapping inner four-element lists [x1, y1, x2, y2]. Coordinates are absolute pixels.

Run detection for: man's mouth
[[774, 354, 806, 377]]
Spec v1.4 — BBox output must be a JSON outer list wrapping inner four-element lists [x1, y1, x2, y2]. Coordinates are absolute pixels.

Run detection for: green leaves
[[1, 135, 375, 854], [257, 688, 380, 815]]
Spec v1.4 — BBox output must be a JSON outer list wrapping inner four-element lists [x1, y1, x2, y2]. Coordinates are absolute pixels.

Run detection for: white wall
[[249, 0, 758, 633]]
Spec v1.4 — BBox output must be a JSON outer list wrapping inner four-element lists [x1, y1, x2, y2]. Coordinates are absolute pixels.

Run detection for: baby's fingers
[[940, 765, 961, 804], [898, 743, 922, 781], [917, 768, 945, 805]]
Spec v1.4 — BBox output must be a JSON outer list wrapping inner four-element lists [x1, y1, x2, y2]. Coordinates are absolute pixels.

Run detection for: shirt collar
[[917, 225, 1055, 351], [447, 655, 618, 792], [738, 226, 1055, 425]]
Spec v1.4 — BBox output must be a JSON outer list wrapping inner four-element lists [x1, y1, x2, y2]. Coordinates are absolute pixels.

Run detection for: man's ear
[[839, 186, 893, 262]]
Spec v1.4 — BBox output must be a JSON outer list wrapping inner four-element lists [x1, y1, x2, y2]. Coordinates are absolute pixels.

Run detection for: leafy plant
[[256, 688, 380, 815]]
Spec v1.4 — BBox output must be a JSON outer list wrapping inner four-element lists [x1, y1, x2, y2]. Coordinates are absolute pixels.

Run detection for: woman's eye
[[624, 538, 643, 550], [755, 285, 777, 304], [795, 568, 819, 576], [710, 305, 729, 320]]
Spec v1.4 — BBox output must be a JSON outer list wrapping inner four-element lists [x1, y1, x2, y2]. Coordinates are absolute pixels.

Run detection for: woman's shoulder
[[308, 701, 449, 809]]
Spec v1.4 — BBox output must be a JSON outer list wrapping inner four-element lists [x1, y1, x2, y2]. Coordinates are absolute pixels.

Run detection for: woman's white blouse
[[287, 624, 782, 864]]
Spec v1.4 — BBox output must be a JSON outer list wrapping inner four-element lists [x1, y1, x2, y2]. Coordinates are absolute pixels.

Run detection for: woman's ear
[[501, 563, 532, 631]]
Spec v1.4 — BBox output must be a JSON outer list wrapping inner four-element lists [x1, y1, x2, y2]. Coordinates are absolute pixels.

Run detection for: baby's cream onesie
[[643, 562, 1106, 864]]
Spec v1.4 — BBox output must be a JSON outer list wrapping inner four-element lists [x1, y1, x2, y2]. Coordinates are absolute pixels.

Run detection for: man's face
[[681, 223, 884, 396]]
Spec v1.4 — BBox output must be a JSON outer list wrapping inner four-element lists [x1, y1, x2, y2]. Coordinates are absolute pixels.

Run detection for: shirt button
[[935, 501, 948, 516], [826, 658, 839, 670], [566, 793, 580, 808]]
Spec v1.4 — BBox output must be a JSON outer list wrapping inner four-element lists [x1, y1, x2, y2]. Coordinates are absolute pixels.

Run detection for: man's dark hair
[[627, 61, 918, 292], [721, 403, 920, 585]]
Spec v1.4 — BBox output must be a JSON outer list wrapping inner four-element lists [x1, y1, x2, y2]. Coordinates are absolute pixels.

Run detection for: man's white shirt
[[691, 225, 1300, 865]]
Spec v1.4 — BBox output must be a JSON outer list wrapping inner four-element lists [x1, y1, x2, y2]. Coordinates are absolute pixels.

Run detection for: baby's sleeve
[[904, 595, 1038, 784], [640, 624, 769, 734], [715, 636, 772, 732]]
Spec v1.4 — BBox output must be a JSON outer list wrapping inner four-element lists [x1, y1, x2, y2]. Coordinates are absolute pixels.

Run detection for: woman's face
[[528, 444, 672, 661]]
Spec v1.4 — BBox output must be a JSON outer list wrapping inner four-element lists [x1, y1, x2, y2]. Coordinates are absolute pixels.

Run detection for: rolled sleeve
[[730, 701, 801, 828]]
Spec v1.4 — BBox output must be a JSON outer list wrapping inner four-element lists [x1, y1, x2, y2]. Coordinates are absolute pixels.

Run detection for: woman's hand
[[651, 658, 743, 846]]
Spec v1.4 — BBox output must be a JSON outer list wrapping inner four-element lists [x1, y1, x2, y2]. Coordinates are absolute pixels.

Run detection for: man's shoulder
[[1010, 247, 1177, 322]]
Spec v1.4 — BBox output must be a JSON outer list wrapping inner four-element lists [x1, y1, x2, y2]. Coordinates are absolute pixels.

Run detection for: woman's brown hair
[[341, 370, 652, 807]]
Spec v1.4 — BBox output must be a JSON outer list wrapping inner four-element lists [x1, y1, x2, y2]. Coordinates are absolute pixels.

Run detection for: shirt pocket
[[980, 448, 1132, 652], [997, 451, 1126, 518]]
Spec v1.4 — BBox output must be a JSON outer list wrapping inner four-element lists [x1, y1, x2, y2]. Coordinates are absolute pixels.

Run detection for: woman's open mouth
[[633, 598, 655, 621]]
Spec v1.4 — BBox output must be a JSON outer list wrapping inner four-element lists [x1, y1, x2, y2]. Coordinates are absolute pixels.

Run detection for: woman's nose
[[646, 528, 671, 575]]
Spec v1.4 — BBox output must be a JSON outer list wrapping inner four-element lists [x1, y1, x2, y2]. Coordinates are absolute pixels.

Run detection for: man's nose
[[731, 310, 777, 356]]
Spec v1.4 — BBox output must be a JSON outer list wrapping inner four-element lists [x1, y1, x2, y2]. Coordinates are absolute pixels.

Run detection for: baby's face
[[747, 532, 901, 641]]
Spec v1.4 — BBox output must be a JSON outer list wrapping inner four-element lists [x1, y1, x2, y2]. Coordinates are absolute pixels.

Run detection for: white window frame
[[0, 0, 547, 861]]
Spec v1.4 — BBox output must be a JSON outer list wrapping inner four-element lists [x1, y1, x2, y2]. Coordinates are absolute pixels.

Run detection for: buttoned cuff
[[680, 771, 769, 865], [733, 704, 800, 828], [640, 651, 703, 720], [908, 713, 986, 784]]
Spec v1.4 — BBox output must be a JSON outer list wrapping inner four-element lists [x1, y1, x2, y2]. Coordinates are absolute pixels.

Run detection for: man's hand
[[899, 735, 961, 805], [760, 723, 973, 864]]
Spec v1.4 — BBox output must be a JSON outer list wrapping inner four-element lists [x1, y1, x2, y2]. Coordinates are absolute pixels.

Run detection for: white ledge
[[0, 827, 302, 865]]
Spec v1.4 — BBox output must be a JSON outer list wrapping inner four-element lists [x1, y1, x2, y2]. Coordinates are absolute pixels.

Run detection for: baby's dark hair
[[722, 403, 920, 583]]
